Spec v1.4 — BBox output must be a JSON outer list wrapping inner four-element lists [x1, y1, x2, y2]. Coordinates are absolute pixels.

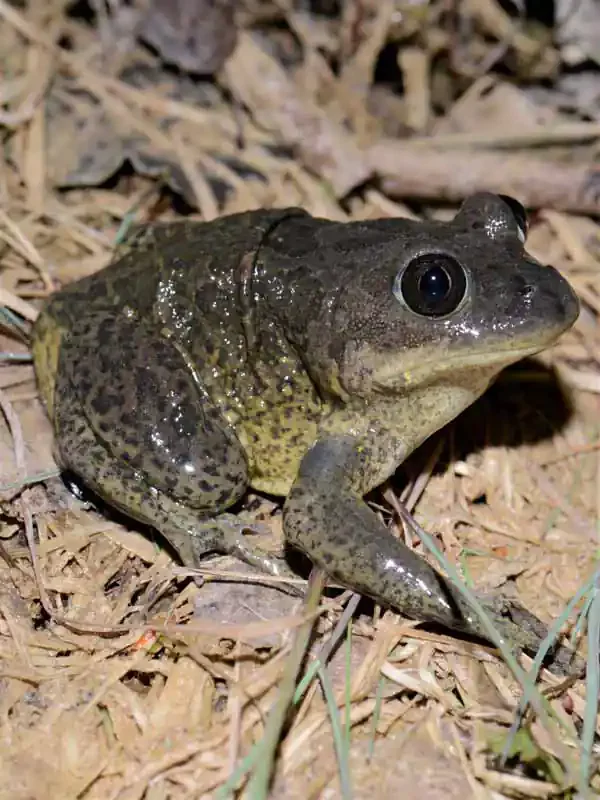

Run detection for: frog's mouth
[[370, 341, 550, 394]]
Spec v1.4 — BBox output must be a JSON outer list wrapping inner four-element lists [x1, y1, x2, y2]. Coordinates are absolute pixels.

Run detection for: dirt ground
[[1, 1, 600, 798]]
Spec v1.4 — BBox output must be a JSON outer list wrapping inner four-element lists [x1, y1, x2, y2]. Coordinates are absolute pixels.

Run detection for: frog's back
[[32, 209, 297, 419], [32, 222, 181, 417]]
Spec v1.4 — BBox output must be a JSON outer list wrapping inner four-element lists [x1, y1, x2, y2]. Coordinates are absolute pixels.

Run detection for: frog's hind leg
[[51, 314, 295, 580], [54, 381, 295, 578]]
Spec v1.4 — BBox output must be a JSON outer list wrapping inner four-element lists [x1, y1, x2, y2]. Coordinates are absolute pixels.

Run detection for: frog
[[32, 193, 580, 667]]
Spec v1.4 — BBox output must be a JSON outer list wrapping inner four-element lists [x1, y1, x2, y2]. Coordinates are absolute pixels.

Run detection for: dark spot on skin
[[97, 318, 116, 347], [92, 282, 108, 298], [121, 412, 135, 428], [163, 475, 178, 491], [329, 532, 350, 547], [217, 489, 233, 506], [152, 456, 165, 472], [138, 370, 158, 396], [76, 375, 93, 397]]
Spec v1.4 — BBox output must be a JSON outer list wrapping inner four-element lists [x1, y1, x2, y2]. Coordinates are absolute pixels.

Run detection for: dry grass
[[1, 1, 600, 798]]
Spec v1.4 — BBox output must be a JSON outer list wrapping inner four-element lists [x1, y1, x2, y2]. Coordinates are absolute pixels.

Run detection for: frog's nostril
[[505, 282, 536, 315], [519, 284, 535, 299]]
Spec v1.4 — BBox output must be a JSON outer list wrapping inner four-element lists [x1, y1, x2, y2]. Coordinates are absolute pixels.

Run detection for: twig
[[369, 142, 600, 216]]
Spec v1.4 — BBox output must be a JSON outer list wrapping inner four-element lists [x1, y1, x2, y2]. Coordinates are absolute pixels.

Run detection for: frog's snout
[[512, 261, 580, 341], [540, 267, 580, 332]]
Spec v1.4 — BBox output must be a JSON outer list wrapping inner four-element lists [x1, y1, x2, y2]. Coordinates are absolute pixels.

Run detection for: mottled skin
[[32, 194, 580, 664]]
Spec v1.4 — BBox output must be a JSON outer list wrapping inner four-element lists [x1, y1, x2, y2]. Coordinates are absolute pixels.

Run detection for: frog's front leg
[[51, 310, 294, 579], [284, 435, 559, 659]]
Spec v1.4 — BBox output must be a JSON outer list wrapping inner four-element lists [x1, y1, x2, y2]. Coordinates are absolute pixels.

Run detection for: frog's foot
[[179, 512, 300, 583], [475, 594, 585, 677]]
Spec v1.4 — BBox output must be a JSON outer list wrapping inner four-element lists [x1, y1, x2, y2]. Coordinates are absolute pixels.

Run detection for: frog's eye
[[395, 254, 467, 318], [497, 195, 528, 243]]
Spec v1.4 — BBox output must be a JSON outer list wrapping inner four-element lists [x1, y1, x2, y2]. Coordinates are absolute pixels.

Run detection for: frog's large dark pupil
[[396, 253, 467, 318], [418, 266, 450, 303]]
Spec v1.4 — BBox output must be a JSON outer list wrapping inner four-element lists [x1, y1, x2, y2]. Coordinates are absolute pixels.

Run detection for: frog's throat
[[370, 342, 546, 394]]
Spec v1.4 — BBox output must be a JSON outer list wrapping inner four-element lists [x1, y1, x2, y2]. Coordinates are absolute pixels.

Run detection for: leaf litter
[[0, 1, 600, 797]]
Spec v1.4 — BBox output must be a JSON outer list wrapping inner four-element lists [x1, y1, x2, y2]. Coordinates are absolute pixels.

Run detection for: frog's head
[[264, 193, 578, 408]]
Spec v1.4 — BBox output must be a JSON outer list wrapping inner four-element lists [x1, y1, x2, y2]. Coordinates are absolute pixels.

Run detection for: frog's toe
[[176, 513, 302, 591], [212, 514, 300, 583], [474, 593, 584, 676]]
